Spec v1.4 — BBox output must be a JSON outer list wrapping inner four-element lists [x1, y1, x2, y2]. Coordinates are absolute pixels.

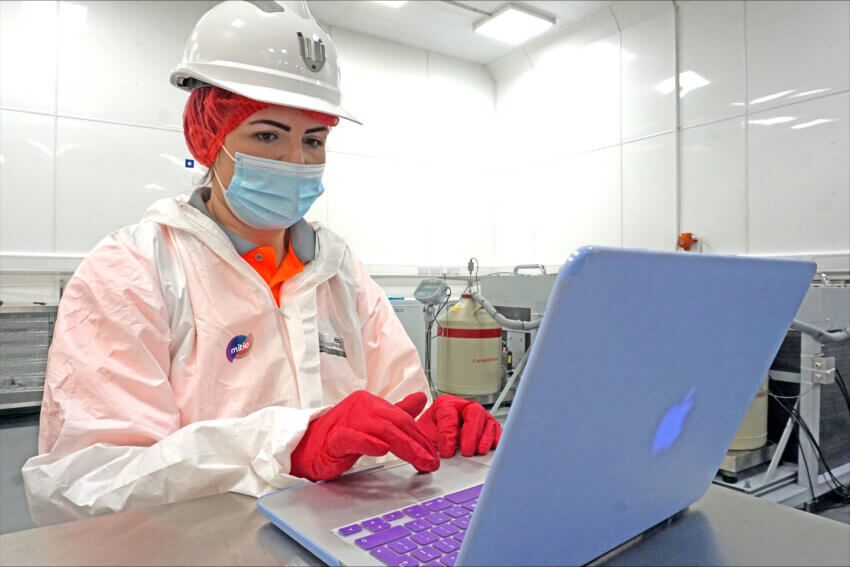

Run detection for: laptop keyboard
[[334, 483, 482, 567]]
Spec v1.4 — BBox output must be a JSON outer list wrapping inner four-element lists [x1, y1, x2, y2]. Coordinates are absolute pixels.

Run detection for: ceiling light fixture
[[372, 1, 408, 7], [473, 3, 555, 45]]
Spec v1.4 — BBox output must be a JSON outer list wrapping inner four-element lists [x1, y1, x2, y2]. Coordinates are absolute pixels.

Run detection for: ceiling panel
[[308, 0, 611, 65]]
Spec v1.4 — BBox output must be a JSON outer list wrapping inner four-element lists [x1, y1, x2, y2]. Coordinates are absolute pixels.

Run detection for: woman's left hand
[[415, 394, 502, 458]]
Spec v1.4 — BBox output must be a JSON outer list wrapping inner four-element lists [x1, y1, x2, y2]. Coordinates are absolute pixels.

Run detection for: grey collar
[[187, 188, 316, 262]]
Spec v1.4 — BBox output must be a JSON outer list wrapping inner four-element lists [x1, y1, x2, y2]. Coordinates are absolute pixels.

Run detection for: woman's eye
[[304, 138, 324, 149], [254, 132, 278, 143]]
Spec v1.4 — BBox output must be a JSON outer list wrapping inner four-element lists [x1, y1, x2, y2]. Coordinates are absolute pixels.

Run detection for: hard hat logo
[[298, 32, 326, 72]]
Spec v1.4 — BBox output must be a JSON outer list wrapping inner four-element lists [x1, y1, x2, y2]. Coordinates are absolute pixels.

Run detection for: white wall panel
[[423, 165, 495, 267], [535, 147, 622, 264], [746, 1, 850, 112], [489, 50, 539, 165], [56, 1, 210, 129], [622, 133, 676, 250], [530, 159, 583, 265], [0, 1, 58, 114], [748, 93, 850, 255], [328, 27, 429, 162], [489, 166, 540, 267], [323, 152, 428, 265], [0, 111, 56, 253], [424, 52, 495, 166], [571, 147, 623, 249], [678, 1, 746, 127], [55, 118, 199, 254], [526, 32, 621, 160], [681, 118, 747, 254], [488, 49, 532, 87], [621, 8, 676, 141]]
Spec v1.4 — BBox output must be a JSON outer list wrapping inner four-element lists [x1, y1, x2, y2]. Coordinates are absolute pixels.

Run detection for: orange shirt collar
[[241, 239, 305, 305]]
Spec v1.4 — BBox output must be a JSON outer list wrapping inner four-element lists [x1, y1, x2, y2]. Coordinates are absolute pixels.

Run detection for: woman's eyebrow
[[305, 126, 329, 134], [248, 119, 290, 131]]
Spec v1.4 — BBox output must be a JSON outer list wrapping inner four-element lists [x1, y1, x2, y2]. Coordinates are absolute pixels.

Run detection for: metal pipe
[[470, 291, 542, 331], [790, 319, 850, 343], [423, 320, 437, 400], [764, 397, 798, 484], [491, 347, 531, 414]]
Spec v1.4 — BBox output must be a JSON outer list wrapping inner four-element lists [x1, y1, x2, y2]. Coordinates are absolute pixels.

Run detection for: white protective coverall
[[22, 193, 430, 525]]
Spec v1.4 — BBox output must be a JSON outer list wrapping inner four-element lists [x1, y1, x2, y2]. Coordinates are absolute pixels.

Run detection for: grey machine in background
[[412, 278, 450, 399]]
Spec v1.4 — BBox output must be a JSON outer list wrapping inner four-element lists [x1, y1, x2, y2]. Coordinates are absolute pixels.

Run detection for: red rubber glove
[[290, 391, 439, 481], [416, 394, 502, 458]]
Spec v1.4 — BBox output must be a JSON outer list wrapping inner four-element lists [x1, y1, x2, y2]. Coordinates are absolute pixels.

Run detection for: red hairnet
[[183, 86, 340, 168]]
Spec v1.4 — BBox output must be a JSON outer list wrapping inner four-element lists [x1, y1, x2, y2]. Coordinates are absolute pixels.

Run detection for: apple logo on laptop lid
[[652, 387, 696, 454]]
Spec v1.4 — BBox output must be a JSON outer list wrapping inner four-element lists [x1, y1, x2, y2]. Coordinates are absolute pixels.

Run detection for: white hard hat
[[171, 0, 360, 124]]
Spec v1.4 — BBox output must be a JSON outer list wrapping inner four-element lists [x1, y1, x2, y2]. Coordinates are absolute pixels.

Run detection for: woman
[[22, 0, 500, 525]]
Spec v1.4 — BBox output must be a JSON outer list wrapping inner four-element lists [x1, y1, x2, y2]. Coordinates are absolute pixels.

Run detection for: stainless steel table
[[2, 464, 848, 566]]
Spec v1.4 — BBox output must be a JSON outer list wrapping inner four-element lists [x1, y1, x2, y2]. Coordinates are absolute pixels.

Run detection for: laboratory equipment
[[713, 284, 850, 506], [258, 246, 815, 566], [0, 305, 56, 414], [476, 268, 555, 367], [435, 294, 503, 397], [413, 278, 449, 399], [729, 377, 769, 451]]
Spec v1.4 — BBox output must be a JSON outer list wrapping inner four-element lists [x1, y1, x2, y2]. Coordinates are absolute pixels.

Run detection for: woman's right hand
[[289, 390, 440, 481]]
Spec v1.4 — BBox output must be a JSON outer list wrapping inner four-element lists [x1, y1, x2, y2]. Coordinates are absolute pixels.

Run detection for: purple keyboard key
[[424, 512, 450, 525], [365, 520, 392, 532], [338, 523, 362, 536], [383, 511, 404, 521], [370, 545, 419, 567], [461, 500, 477, 512], [411, 546, 442, 562], [363, 517, 387, 528], [422, 497, 451, 512], [430, 524, 458, 538], [354, 525, 411, 550], [443, 506, 467, 518], [405, 519, 431, 532], [388, 537, 417, 554], [403, 505, 429, 519], [423, 563, 442, 567], [433, 538, 461, 553], [445, 484, 482, 504], [450, 517, 469, 530], [440, 551, 459, 566], [453, 532, 465, 543], [410, 530, 439, 545]]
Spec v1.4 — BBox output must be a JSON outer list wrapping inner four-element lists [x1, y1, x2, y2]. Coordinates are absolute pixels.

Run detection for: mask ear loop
[[211, 145, 236, 192]]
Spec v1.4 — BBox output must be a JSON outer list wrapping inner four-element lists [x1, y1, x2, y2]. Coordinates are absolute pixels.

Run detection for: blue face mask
[[213, 146, 325, 230]]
